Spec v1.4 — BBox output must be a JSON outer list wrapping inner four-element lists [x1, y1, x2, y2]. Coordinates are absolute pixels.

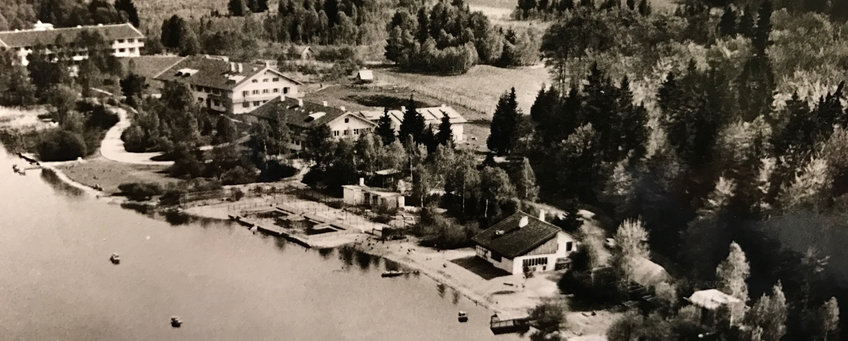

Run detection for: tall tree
[[752, 0, 772, 56], [716, 241, 750, 322], [513, 157, 539, 202], [817, 297, 840, 341], [114, 0, 139, 27], [436, 113, 453, 146], [746, 282, 787, 341], [398, 98, 425, 144], [213, 116, 237, 145], [228, 0, 247, 16], [718, 6, 736, 37], [375, 109, 396, 146], [488, 87, 521, 155], [738, 6, 754, 38]]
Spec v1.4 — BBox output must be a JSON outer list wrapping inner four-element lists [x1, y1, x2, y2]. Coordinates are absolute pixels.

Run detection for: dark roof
[[154, 55, 301, 91], [0, 23, 143, 48], [471, 211, 561, 259], [249, 96, 370, 130]]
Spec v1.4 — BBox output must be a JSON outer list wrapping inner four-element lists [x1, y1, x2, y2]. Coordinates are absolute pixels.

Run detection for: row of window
[[522, 257, 548, 268], [115, 38, 141, 44], [197, 98, 222, 107], [242, 99, 270, 108], [13, 39, 141, 52], [332, 128, 372, 137], [193, 85, 222, 95], [241, 87, 289, 97], [251, 77, 281, 83], [113, 47, 137, 54]]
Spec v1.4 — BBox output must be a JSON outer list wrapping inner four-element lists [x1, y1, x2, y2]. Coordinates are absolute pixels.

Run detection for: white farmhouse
[[154, 55, 301, 114], [472, 211, 576, 276]]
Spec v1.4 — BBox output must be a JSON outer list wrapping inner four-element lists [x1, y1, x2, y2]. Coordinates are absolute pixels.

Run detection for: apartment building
[[0, 21, 144, 66]]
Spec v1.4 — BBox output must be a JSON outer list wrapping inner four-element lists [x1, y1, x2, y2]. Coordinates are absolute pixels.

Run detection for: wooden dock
[[489, 314, 530, 334], [229, 214, 312, 248]]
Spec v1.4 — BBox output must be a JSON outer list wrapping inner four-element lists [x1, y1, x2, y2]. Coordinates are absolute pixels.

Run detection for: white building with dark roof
[[472, 211, 576, 276], [0, 21, 144, 66], [358, 105, 467, 142], [154, 55, 302, 114]]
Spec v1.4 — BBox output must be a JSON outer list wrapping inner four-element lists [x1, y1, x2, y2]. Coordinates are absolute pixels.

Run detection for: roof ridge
[[0, 22, 137, 34]]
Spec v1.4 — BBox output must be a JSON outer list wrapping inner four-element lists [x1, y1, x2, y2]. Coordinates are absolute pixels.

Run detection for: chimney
[[339, 106, 346, 112], [359, 177, 365, 186], [322, 101, 328, 107], [538, 209, 546, 222], [229, 62, 236, 72], [518, 216, 529, 228], [297, 99, 304, 107], [279, 94, 286, 101], [237, 63, 243, 73], [400, 106, 406, 112], [441, 103, 447, 108]]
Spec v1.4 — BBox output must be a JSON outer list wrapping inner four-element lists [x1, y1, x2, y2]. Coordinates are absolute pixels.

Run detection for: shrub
[[118, 182, 164, 201], [37, 129, 87, 161], [230, 188, 245, 201], [221, 165, 256, 185], [159, 189, 184, 206], [558, 267, 627, 308], [258, 160, 297, 182]]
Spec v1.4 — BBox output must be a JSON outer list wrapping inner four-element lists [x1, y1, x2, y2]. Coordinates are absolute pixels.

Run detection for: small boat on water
[[170, 316, 183, 328], [458, 311, 468, 323], [109, 253, 120, 264], [381, 270, 406, 278]]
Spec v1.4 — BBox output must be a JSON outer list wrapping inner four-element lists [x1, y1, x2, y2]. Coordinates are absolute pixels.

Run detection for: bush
[[558, 267, 627, 308], [118, 182, 164, 201], [230, 188, 245, 201], [221, 165, 256, 185], [37, 129, 87, 161], [258, 160, 297, 182]]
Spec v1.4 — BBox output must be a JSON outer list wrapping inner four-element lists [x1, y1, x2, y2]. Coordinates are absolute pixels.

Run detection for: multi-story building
[[0, 21, 144, 66], [155, 55, 301, 114], [249, 96, 376, 151]]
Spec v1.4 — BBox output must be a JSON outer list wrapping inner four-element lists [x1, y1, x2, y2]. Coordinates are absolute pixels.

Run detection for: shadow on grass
[[451, 255, 512, 280]]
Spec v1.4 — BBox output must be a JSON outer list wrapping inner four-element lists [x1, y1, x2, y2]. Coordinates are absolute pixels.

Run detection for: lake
[[0, 147, 523, 340]]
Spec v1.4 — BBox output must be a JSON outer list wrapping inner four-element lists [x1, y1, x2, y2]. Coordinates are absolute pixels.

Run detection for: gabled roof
[[472, 211, 563, 259], [689, 289, 742, 311], [250, 96, 374, 130], [0, 23, 143, 48], [154, 55, 301, 91], [359, 105, 467, 126], [356, 69, 374, 80]]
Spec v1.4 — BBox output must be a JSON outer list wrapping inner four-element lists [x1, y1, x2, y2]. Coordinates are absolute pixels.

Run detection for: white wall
[[327, 114, 375, 139], [231, 69, 299, 114]]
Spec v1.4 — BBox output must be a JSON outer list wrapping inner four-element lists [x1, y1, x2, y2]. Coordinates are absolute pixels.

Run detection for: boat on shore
[[381, 270, 406, 278], [109, 253, 120, 264], [170, 316, 183, 328], [458, 311, 468, 323]]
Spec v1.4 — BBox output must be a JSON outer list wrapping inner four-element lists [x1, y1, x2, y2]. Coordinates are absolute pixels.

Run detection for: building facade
[[343, 178, 405, 211], [0, 21, 144, 66], [155, 55, 301, 114], [472, 211, 576, 276], [249, 96, 376, 152]]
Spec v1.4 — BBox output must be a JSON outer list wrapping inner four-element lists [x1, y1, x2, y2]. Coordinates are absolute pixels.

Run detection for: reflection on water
[[356, 250, 373, 271], [317, 248, 334, 259], [162, 208, 191, 225], [40, 167, 85, 197], [437, 283, 447, 299], [120, 201, 155, 215]]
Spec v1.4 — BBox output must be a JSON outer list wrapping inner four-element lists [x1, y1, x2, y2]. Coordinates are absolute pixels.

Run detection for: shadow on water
[[436, 283, 447, 299], [451, 289, 461, 305], [338, 246, 355, 267], [120, 202, 155, 215], [274, 237, 287, 251], [355, 250, 373, 271], [162, 209, 191, 225], [40, 168, 85, 198]]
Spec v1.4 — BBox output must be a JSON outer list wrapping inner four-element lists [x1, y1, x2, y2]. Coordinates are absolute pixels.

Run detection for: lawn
[[56, 157, 178, 195], [375, 64, 552, 120]]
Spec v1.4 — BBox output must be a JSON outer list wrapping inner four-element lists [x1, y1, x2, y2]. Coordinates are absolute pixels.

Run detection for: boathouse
[[472, 211, 576, 276], [342, 178, 405, 211]]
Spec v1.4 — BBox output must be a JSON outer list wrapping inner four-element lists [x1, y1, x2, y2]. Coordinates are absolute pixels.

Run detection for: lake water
[[0, 147, 523, 340]]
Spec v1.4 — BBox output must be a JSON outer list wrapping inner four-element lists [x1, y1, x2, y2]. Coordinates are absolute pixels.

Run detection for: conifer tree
[[718, 6, 737, 37], [398, 98, 425, 144], [738, 6, 755, 38], [637, 0, 651, 15], [375, 109, 396, 146], [436, 113, 453, 146], [514, 157, 539, 201], [228, 0, 247, 16], [114, 0, 139, 27], [716, 241, 750, 321], [746, 282, 787, 341], [752, 0, 772, 56], [487, 87, 521, 155]]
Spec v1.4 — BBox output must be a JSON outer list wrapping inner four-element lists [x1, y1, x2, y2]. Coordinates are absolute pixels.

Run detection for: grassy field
[[56, 157, 177, 195], [375, 64, 551, 120]]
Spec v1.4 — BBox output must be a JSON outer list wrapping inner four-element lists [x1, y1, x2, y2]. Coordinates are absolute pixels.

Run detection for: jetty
[[489, 314, 530, 334]]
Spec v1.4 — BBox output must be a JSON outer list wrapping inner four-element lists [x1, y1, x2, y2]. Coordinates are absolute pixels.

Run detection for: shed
[[355, 69, 374, 83]]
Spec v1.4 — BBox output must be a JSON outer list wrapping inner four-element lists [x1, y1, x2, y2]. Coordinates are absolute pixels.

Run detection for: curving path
[[100, 106, 175, 166]]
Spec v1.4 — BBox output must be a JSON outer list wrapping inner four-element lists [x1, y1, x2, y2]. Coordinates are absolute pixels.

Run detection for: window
[[273, 77, 279, 82], [242, 91, 248, 97], [344, 118, 349, 123], [491, 252, 502, 262], [252, 79, 258, 83], [262, 89, 269, 94], [118, 48, 125, 52], [295, 140, 300, 145], [253, 101, 260, 106], [243, 102, 250, 108], [333, 130, 340, 137], [566, 242, 573, 252], [344, 130, 349, 135], [263, 78, 268, 82], [273, 88, 279, 93], [522, 257, 548, 268], [283, 87, 289, 94], [117, 39, 124, 43], [213, 100, 220, 106], [252, 90, 259, 95], [354, 129, 359, 135]]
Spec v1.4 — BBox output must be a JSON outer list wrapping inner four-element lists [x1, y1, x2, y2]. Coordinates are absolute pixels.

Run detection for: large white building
[[155, 55, 302, 114], [472, 211, 576, 276], [249, 96, 376, 151], [358, 105, 467, 142], [0, 21, 144, 66]]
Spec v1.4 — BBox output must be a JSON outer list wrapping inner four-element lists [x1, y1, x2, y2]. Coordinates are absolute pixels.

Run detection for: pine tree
[[228, 0, 247, 16], [514, 157, 539, 201], [375, 109, 396, 146], [487, 87, 521, 155], [436, 113, 453, 146], [637, 0, 651, 15], [617, 76, 649, 161], [746, 282, 787, 341], [114, 0, 140, 27], [817, 297, 840, 341], [752, 0, 772, 56], [718, 6, 737, 37], [398, 98, 425, 144], [716, 241, 750, 321], [627, 0, 636, 10], [738, 6, 755, 38]]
